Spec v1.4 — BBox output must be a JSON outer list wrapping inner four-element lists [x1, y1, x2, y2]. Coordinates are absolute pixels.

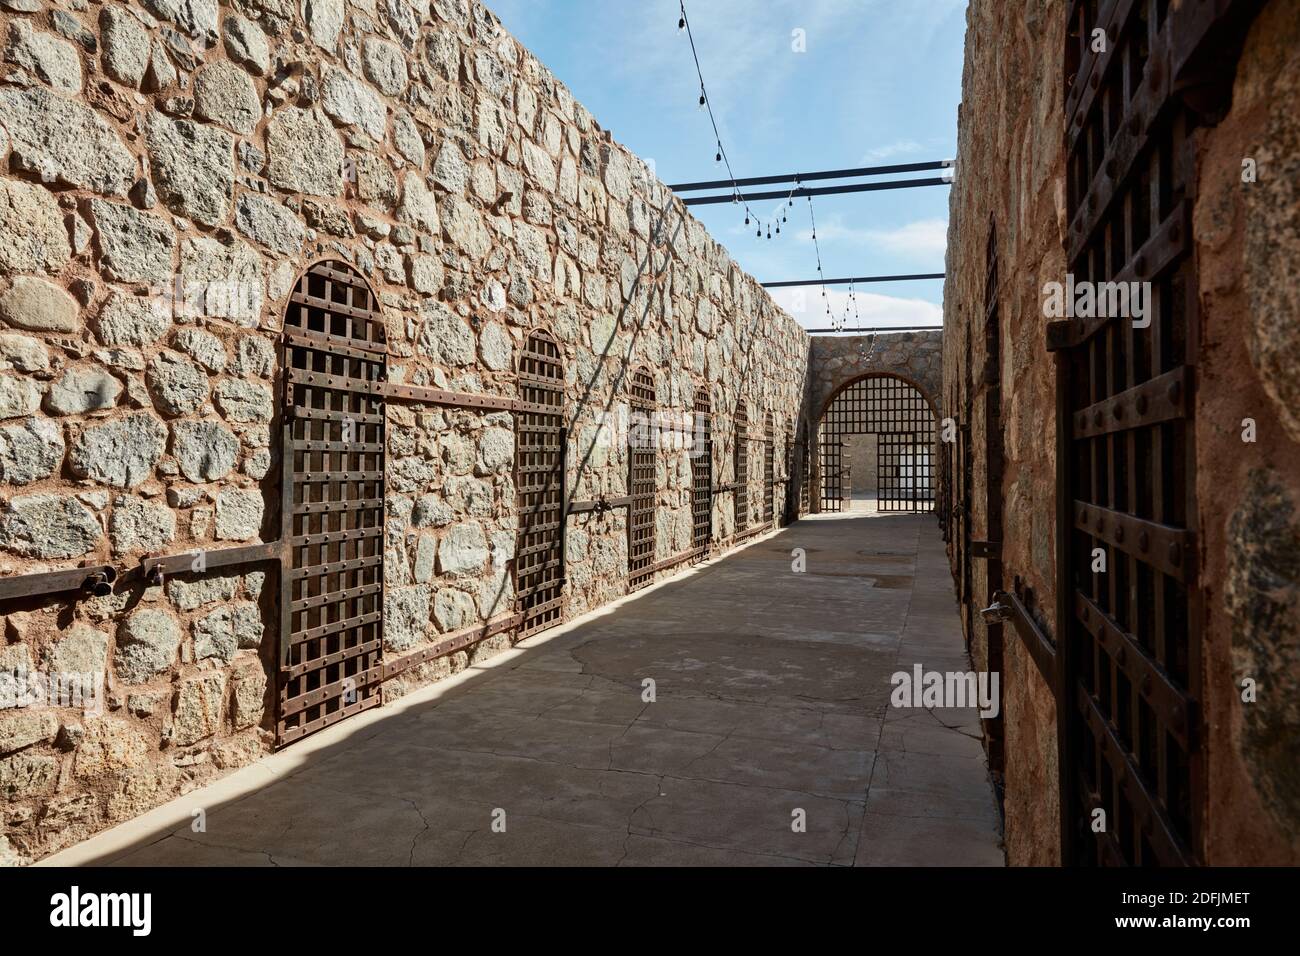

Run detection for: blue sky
[[488, 0, 969, 330]]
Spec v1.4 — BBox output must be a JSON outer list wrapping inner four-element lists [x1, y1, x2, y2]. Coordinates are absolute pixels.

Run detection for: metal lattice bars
[[692, 387, 713, 551], [1049, 0, 1250, 866], [515, 331, 566, 637], [763, 413, 775, 525], [817, 374, 937, 512], [628, 367, 657, 589], [735, 402, 749, 533], [277, 261, 386, 747]]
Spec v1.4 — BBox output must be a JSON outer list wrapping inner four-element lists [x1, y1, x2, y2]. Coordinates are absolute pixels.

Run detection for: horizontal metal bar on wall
[[381, 612, 523, 681], [668, 160, 953, 192], [994, 589, 1057, 694], [763, 273, 945, 288], [0, 564, 117, 604], [681, 177, 950, 206], [141, 542, 281, 584]]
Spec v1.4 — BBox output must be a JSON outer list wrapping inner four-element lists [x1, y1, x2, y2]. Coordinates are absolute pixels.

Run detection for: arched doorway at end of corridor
[[815, 373, 937, 514]]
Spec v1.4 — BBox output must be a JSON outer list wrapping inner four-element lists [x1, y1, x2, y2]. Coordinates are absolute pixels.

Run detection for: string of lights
[[677, 1, 788, 240]]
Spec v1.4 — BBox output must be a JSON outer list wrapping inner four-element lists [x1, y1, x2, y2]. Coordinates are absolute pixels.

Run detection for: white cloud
[[795, 217, 949, 260], [767, 287, 943, 329], [861, 139, 925, 163]]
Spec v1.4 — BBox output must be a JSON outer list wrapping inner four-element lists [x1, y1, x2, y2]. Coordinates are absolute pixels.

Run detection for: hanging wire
[[678, 1, 789, 239]]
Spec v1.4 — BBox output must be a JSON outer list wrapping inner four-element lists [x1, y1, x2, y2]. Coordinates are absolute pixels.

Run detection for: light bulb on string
[[678, 16, 685, 30], [698, 91, 706, 110]]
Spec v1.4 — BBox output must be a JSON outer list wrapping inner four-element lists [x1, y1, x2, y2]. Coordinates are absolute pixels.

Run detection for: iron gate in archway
[[515, 330, 565, 637], [692, 387, 712, 551], [817, 374, 937, 513], [628, 366, 656, 589], [277, 261, 386, 746], [734, 401, 749, 533]]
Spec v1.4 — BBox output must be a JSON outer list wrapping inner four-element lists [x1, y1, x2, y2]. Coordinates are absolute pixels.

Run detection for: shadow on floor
[[48, 511, 1003, 867]]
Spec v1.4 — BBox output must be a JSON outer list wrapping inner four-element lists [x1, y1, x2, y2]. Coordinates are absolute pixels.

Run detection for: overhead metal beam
[[681, 177, 949, 206], [804, 325, 944, 335], [763, 272, 944, 288], [668, 160, 953, 192]]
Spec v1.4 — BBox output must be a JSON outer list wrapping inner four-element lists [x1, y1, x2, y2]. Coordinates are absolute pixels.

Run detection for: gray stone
[[0, 494, 100, 558], [229, 336, 274, 377], [478, 322, 512, 371], [172, 328, 227, 372], [416, 303, 475, 366], [0, 710, 58, 755], [47, 622, 110, 682], [213, 379, 272, 422], [438, 521, 488, 575], [166, 573, 238, 611], [108, 496, 176, 555], [115, 609, 180, 684], [170, 671, 224, 746], [171, 419, 239, 481], [361, 37, 407, 96], [232, 602, 263, 648], [477, 426, 513, 474], [193, 61, 261, 136], [93, 292, 170, 348], [100, 6, 151, 88], [222, 14, 269, 75], [146, 351, 209, 416], [5, 20, 82, 94], [433, 141, 469, 194], [383, 584, 430, 652], [45, 366, 122, 416], [229, 659, 266, 729], [144, 40, 177, 91], [0, 86, 135, 195], [0, 753, 57, 799], [266, 107, 343, 198], [145, 113, 235, 229], [412, 534, 436, 583], [476, 572, 513, 618], [0, 418, 63, 485], [215, 488, 263, 540], [412, 493, 453, 527], [0, 179, 71, 275], [433, 587, 477, 633], [396, 175, 439, 234], [303, 0, 343, 51], [353, 153, 398, 210], [235, 193, 305, 254], [178, 235, 264, 327], [89, 199, 176, 285], [440, 195, 490, 258], [143, 0, 218, 43], [0, 276, 80, 333], [68, 413, 167, 488], [393, 111, 424, 167], [193, 607, 237, 664], [0, 374, 40, 420], [408, 255, 444, 296], [321, 65, 387, 142]]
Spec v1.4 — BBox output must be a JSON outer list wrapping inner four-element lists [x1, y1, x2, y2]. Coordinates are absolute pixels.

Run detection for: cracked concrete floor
[[57, 511, 1004, 867]]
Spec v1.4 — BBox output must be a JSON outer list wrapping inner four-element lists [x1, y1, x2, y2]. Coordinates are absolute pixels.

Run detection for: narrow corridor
[[49, 513, 1002, 867]]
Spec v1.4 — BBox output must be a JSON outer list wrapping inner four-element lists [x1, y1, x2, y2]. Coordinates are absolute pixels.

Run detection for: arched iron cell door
[[515, 330, 566, 638], [692, 386, 712, 552], [277, 260, 386, 747], [817, 374, 936, 513], [734, 401, 749, 533], [627, 366, 656, 589]]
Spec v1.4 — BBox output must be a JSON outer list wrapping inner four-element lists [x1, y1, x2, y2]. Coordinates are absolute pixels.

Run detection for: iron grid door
[[628, 367, 656, 589], [734, 401, 749, 533], [763, 413, 775, 525], [818, 374, 936, 513], [277, 260, 386, 747], [516, 331, 565, 637], [1054, 0, 1255, 866], [799, 419, 810, 514], [878, 434, 935, 512], [692, 388, 712, 551]]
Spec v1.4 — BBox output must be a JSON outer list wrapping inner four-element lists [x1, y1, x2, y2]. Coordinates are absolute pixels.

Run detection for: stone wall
[[809, 331, 941, 419], [943, 0, 1300, 865], [0, 0, 809, 864]]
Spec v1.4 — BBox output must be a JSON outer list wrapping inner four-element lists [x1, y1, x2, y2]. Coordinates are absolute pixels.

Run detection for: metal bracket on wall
[[970, 540, 1001, 560], [0, 564, 117, 604], [988, 585, 1057, 694]]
